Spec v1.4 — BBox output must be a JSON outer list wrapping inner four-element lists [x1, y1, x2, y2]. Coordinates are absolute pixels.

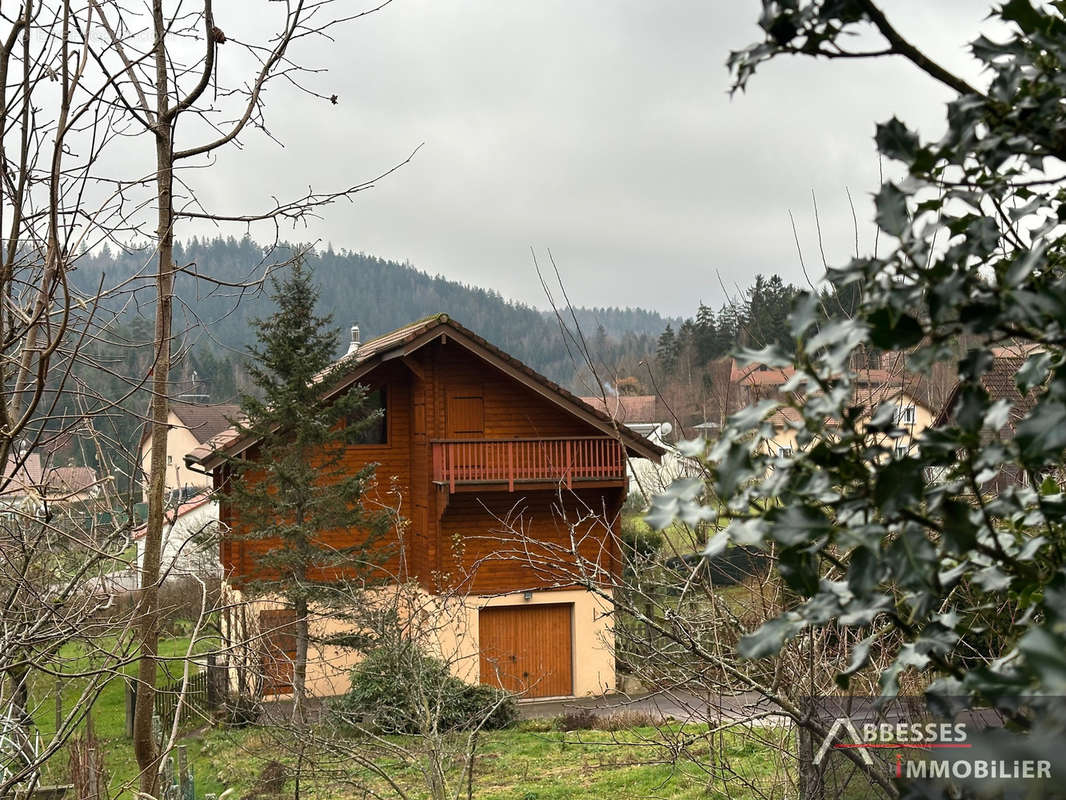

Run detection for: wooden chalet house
[[187, 314, 663, 699]]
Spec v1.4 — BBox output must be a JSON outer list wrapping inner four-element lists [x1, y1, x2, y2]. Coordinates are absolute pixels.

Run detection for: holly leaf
[[738, 615, 804, 660], [874, 182, 909, 236], [875, 117, 920, 162]]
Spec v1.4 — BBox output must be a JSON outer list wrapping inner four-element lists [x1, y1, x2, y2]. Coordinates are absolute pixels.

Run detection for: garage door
[[259, 609, 297, 695], [479, 603, 573, 698]]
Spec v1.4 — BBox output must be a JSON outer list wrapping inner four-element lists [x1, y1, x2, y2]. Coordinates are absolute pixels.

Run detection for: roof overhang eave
[[186, 317, 667, 469]]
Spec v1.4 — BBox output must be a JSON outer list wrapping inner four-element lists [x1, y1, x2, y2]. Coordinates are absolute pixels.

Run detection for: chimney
[[346, 323, 360, 357]]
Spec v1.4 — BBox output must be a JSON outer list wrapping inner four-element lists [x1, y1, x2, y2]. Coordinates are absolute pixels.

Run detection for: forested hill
[[70, 237, 676, 388]]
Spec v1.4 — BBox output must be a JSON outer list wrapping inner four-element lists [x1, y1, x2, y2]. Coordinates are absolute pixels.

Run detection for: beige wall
[[140, 411, 213, 494], [763, 423, 801, 458], [222, 583, 616, 700], [762, 392, 933, 459]]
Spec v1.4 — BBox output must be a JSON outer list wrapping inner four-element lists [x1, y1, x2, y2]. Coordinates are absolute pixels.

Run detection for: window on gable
[[896, 404, 916, 425], [348, 387, 388, 445], [778, 445, 794, 458]]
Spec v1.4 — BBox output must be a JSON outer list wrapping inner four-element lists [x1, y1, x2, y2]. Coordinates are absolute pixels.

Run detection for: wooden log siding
[[220, 368, 413, 584], [432, 437, 624, 491], [217, 344, 634, 591], [440, 489, 624, 594]]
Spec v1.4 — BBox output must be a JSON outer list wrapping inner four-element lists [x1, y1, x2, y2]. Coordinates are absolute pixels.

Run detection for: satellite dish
[[660, 422, 673, 436]]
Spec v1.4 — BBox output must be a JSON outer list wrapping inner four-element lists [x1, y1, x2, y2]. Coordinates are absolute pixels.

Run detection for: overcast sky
[[187, 1, 992, 318]]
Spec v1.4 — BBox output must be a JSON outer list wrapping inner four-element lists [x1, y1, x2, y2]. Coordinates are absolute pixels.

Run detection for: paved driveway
[[518, 689, 790, 725]]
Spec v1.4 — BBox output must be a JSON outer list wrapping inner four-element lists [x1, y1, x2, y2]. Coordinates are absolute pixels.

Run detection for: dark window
[[349, 387, 387, 445]]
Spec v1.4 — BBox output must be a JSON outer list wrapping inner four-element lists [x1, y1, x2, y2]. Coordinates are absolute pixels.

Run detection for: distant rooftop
[[578, 394, 660, 424], [160, 401, 241, 446]]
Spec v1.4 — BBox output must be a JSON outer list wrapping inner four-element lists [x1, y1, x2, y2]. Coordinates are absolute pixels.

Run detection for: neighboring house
[[729, 362, 797, 405], [188, 314, 663, 700], [140, 401, 239, 495], [933, 346, 1040, 490], [578, 394, 698, 495], [763, 388, 933, 458], [0, 452, 100, 513], [728, 360, 935, 459], [134, 403, 233, 586], [132, 493, 221, 578], [45, 465, 101, 504], [578, 394, 660, 434]]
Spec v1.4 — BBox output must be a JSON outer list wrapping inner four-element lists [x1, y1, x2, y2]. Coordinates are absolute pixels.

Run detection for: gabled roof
[[170, 402, 241, 444], [0, 452, 44, 498], [0, 453, 98, 500], [578, 394, 660, 425], [187, 314, 665, 470], [730, 360, 899, 389], [934, 354, 1037, 430], [46, 466, 98, 495], [140, 402, 241, 449], [730, 358, 935, 413], [730, 362, 795, 386]]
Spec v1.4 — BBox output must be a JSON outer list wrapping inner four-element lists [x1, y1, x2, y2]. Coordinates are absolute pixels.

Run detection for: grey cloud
[[185, 1, 998, 317]]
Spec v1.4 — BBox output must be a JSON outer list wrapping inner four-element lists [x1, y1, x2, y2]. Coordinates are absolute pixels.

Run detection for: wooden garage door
[[259, 609, 297, 695], [479, 604, 573, 698]]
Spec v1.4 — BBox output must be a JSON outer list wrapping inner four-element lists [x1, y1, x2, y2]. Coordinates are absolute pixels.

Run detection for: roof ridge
[[188, 313, 664, 469]]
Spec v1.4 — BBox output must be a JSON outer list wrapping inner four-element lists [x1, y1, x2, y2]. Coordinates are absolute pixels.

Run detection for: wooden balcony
[[432, 437, 625, 492]]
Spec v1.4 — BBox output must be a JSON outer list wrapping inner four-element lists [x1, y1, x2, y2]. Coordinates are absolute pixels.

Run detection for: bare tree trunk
[[134, 4, 176, 794], [797, 723, 826, 800], [293, 597, 309, 721]]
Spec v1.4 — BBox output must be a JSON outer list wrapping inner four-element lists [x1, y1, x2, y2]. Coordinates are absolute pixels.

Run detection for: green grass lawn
[[22, 627, 870, 800], [29, 631, 219, 794], [26, 653, 802, 800], [27, 666, 885, 800], [32, 632, 216, 737], [132, 721, 800, 800]]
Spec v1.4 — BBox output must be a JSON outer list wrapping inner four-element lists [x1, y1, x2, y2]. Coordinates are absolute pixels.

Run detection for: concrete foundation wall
[[221, 583, 615, 700]]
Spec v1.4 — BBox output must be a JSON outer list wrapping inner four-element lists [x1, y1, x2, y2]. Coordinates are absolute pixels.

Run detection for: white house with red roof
[[133, 492, 220, 578], [578, 393, 698, 497]]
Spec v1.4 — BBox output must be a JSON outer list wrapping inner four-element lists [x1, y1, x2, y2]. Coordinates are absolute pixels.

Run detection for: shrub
[[457, 683, 518, 731], [619, 514, 662, 562], [557, 707, 598, 731], [595, 710, 662, 731], [223, 693, 262, 728], [333, 645, 517, 733], [557, 707, 663, 731]]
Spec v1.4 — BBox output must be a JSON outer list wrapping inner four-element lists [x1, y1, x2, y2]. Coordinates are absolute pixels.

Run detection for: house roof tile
[[935, 354, 1037, 431], [0, 454, 98, 500], [577, 395, 659, 424], [170, 402, 241, 444]]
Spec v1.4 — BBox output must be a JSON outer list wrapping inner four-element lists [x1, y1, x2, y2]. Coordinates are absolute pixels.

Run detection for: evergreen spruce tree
[[656, 324, 679, 374], [742, 274, 796, 351], [226, 259, 392, 710], [694, 303, 717, 362]]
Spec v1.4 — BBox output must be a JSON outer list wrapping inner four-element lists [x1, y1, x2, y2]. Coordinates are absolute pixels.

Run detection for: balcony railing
[[432, 437, 625, 492]]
